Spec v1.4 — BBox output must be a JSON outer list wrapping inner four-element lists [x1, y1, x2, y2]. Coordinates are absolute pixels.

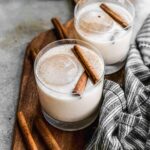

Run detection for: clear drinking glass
[[74, 0, 135, 74], [34, 39, 104, 131]]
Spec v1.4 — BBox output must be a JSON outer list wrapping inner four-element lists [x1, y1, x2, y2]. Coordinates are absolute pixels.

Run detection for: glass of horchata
[[34, 39, 104, 131], [74, 0, 135, 74]]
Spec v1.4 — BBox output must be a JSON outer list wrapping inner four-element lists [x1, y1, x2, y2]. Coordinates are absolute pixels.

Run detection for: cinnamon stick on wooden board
[[100, 3, 129, 28], [72, 45, 100, 84], [51, 17, 69, 39], [17, 111, 38, 150], [35, 118, 61, 150]]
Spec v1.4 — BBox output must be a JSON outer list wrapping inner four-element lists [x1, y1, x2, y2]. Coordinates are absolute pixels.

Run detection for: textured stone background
[[0, 0, 150, 149]]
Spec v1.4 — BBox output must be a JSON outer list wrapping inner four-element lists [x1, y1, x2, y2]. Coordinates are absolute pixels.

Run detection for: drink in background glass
[[34, 39, 104, 131], [74, 0, 135, 74]]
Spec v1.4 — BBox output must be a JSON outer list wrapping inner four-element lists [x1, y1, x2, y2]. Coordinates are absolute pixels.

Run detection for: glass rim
[[34, 39, 105, 98], [74, 0, 135, 34]]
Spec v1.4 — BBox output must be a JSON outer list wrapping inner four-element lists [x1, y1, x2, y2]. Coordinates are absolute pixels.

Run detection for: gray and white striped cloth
[[87, 14, 150, 150]]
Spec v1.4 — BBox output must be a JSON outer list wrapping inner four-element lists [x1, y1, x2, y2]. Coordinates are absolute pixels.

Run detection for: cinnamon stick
[[51, 17, 69, 39], [100, 3, 128, 28], [72, 45, 100, 84], [35, 118, 61, 150], [51, 17, 88, 95], [17, 111, 38, 150], [73, 71, 88, 95]]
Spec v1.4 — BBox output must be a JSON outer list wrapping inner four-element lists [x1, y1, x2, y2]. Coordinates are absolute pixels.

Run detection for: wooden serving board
[[11, 19, 124, 150]]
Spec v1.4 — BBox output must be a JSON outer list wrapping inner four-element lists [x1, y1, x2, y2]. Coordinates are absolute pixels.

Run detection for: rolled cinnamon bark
[[17, 111, 38, 150], [100, 3, 129, 28], [72, 45, 100, 84], [51, 17, 69, 39], [35, 118, 61, 150], [73, 71, 88, 96], [51, 17, 88, 95]]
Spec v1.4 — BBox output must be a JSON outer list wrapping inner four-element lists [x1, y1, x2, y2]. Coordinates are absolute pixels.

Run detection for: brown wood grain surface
[[11, 19, 124, 150]]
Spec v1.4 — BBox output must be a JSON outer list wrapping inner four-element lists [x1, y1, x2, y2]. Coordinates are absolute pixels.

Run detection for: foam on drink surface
[[79, 10, 113, 33], [36, 44, 103, 95], [76, 2, 133, 42], [38, 54, 78, 86]]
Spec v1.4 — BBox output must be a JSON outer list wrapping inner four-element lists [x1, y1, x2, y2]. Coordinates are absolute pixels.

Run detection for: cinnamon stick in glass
[[72, 45, 100, 84], [35, 118, 61, 150], [73, 71, 88, 96], [17, 111, 38, 150], [51, 17, 88, 95], [100, 3, 128, 28]]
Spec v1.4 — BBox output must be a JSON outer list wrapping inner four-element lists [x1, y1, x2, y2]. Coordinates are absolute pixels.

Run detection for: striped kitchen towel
[[86, 14, 150, 150]]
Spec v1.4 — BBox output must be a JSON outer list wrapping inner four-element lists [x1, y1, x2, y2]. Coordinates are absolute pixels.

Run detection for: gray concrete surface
[[0, 0, 150, 149]]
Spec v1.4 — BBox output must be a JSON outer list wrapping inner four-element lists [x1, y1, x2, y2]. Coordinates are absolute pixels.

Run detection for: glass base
[[105, 61, 125, 75], [42, 108, 99, 131]]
